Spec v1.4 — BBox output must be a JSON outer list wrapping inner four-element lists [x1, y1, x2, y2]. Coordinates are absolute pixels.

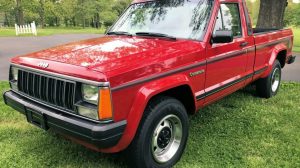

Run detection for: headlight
[[11, 67, 19, 81], [10, 67, 19, 91], [82, 84, 99, 105], [79, 84, 113, 121], [77, 106, 98, 120]]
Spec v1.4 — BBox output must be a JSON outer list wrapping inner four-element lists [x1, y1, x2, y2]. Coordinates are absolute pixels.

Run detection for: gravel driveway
[[0, 34, 102, 80]]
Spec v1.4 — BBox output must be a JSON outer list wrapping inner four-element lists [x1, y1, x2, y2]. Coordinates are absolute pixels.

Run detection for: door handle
[[240, 42, 249, 47]]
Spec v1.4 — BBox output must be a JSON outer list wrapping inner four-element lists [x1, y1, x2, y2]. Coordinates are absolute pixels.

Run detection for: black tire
[[256, 60, 282, 98], [127, 96, 189, 168]]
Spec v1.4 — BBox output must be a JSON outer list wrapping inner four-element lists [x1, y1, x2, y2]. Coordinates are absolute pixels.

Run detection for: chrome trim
[[189, 70, 205, 77], [37, 62, 49, 68], [11, 63, 109, 87], [151, 114, 183, 163], [271, 68, 280, 92]]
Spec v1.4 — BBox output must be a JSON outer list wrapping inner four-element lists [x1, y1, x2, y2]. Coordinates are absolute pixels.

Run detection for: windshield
[[109, 0, 213, 40]]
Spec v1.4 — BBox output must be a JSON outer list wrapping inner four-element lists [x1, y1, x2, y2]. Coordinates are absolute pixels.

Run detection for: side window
[[213, 3, 242, 37], [213, 10, 223, 33]]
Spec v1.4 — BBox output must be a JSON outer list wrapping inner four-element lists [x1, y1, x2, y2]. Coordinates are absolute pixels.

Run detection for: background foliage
[[0, 0, 131, 28], [246, 0, 300, 27], [0, 0, 300, 28]]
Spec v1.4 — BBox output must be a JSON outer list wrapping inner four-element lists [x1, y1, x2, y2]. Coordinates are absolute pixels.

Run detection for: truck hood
[[12, 36, 205, 84], [14, 36, 184, 69]]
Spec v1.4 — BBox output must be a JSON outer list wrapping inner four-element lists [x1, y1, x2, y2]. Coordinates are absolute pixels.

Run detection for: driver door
[[204, 3, 248, 105]]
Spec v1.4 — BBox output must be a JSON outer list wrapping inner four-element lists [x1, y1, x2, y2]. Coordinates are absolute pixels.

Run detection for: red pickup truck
[[3, 0, 296, 167]]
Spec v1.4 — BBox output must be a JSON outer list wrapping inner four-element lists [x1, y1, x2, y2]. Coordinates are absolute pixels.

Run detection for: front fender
[[103, 74, 194, 152], [261, 43, 287, 78]]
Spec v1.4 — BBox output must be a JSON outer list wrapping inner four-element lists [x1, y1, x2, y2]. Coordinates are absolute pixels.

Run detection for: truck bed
[[253, 28, 280, 34], [252, 28, 293, 78]]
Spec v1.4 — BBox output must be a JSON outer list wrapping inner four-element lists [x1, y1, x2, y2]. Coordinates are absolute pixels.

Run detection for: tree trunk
[[256, 0, 288, 29], [56, 17, 59, 27], [4, 12, 9, 27], [64, 18, 68, 27], [92, 17, 95, 28], [95, 13, 99, 29], [72, 17, 76, 27], [39, 0, 45, 28], [16, 0, 24, 25]]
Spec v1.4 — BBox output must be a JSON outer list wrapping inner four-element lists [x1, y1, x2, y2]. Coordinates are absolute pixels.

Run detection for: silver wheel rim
[[271, 68, 280, 92], [151, 114, 183, 164]]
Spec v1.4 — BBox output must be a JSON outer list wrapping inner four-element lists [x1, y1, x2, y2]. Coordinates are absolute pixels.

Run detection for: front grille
[[17, 70, 76, 111]]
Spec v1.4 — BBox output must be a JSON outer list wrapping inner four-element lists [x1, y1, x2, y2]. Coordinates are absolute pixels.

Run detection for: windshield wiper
[[135, 32, 177, 40], [107, 31, 133, 36]]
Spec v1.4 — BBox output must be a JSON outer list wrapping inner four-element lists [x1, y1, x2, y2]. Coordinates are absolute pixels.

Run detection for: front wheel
[[127, 96, 189, 168], [256, 60, 282, 98]]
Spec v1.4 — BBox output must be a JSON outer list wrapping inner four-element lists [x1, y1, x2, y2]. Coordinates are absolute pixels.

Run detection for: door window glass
[[213, 4, 242, 37]]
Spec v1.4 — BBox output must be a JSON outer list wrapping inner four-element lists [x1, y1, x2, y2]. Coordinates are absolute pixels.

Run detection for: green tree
[[113, 0, 132, 16], [0, 0, 132, 28], [39, 0, 45, 28], [44, 0, 61, 26], [59, 0, 77, 27], [16, 0, 24, 25], [22, 0, 39, 24], [284, 1, 300, 27], [0, 0, 15, 26], [76, 0, 97, 28], [245, 0, 260, 26]]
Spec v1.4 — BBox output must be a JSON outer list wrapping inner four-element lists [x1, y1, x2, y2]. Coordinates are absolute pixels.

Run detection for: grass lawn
[[0, 27, 105, 37], [0, 81, 300, 168], [293, 28, 300, 53]]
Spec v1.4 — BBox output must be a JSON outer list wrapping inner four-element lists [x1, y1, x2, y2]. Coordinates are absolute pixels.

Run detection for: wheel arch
[[262, 44, 287, 78], [147, 85, 196, 115], [103, 74, 196, 153], [276, 50, 287, 68]]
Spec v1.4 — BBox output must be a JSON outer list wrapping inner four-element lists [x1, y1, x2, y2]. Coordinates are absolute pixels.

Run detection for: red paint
[[10, 0, 294, 153]]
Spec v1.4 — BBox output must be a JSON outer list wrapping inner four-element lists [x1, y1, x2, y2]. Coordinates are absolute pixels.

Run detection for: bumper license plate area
[[26, 108, 48, 130]]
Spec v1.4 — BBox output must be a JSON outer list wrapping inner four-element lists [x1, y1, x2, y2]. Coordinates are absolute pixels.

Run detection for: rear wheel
[[256, 60, 282, 98], [127, 96, 189, 168]]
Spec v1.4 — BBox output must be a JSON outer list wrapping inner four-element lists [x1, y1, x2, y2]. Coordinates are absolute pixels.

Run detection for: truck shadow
[[18, 129, 129, 168], [179, 84, 272, 167], [17, 85, 262, 167]]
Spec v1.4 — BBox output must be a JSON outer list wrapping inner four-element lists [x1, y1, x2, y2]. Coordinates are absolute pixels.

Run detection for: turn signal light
[[98, 88, 113, 120]]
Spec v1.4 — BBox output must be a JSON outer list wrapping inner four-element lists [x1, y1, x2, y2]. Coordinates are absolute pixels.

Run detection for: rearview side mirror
[[211, 30, 233, 44]]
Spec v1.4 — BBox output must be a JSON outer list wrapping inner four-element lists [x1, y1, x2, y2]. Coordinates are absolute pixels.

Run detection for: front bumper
[[3, 91, 126, 149]]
